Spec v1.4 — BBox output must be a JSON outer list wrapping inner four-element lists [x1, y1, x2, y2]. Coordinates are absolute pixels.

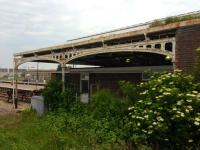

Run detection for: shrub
[[128, 72, 200, 149], [42, 80, 76, 111], [90, 89, 127, 119], [119, 80, 138, 104], [61, 87, 77, 109], [42, 80, 63, 111]]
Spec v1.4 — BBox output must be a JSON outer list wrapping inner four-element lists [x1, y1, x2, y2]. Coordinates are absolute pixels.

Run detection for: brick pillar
[[175, 25, 200, 72]]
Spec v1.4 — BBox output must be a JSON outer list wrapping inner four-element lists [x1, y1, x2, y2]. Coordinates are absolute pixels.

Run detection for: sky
[[0, 0, 200, 69]]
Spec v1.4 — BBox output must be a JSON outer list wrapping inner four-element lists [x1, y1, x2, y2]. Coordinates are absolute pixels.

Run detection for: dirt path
[[0, 100, 30, 116]]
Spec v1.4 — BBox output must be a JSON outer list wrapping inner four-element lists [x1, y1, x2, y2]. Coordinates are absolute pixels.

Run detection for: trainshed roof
[[14, 11, 200, 57]]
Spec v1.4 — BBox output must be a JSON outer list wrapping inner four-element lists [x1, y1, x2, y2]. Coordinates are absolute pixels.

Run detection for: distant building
[[25, 69, 55, 83]]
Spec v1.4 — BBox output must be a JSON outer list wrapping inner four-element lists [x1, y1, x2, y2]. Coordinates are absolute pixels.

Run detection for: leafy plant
[[42, 80, 76, 111], [150, 14, 200, 27], [128, 72, 200, 149], [42, 80, 63, 111], [119, 80, 138, 104]]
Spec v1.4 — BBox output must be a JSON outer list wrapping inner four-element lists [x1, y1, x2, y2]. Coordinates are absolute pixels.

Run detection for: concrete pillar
[[61, 63, 66, 92], [13, 63, 18, 109], [172, 41, 176, 71]]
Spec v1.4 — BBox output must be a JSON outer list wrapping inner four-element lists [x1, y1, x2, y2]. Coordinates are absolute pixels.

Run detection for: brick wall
[[90, 73, 142, 94], [175, 25, 200, 71]]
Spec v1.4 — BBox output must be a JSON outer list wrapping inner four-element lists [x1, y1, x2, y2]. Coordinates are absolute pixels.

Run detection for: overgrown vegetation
[[44, 89, 129, 149], [127, 72, 200, 149], [1, 71, 200, 149], [42, 80, 76, 111], [0, 111, 122, 150], [1, 50, 200, 149], [150, 13, 200, 27]]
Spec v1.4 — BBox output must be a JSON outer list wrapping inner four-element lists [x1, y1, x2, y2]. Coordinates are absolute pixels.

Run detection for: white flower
[[195, 117, 200, 122], [186, 93, 196, 97], [177, 101, 182, 105], [180, 113, 185, 117], [142, 129, 147, 133], [128, 106, 134, 110], [157, 116, 164, 122], [188, 139, 193, 143], [192, 91, 198, 94], [138, 100, 143, 103], [185, 109, 189, 113], [141, 90, 148, 95], [194, 121, 200, 126], [187, 106, 193, 111], [137, 123, 141, 126], [186, 99, 192, 103], [147, 102, 152, 105], [163, 92, 170, 95], [148, 125, 153, 129], [152, 122, 157, 125], [164, 138, 169, 141], [131, 115, 135, 118]]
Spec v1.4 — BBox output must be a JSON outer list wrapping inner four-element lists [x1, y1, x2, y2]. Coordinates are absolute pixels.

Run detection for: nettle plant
[[128, 71, 200, 149]]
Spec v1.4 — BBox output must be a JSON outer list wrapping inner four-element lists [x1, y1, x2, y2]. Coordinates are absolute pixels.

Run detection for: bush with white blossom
[[128, 71, 200, 149]]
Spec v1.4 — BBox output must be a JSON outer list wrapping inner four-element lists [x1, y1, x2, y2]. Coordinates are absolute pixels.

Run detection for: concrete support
[[172, 42, 176, 71], [13, 62, 18, 109], [61, 63, 66, 92]]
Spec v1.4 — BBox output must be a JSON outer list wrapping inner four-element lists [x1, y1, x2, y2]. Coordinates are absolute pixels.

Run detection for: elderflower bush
[[128, 72, 200, 149]]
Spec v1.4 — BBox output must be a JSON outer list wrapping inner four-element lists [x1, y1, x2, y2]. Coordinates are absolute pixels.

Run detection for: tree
[[128, 72, 200, 149]]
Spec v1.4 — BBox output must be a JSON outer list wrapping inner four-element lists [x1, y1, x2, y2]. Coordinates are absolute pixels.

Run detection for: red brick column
[[175, 25, 200, 72]]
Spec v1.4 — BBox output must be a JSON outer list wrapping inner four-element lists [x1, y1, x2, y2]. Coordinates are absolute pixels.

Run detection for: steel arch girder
[[65, 48, 173, 64], [14, 56, 62, 68]]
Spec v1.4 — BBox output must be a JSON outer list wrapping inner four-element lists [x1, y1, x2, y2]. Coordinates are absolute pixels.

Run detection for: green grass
[[0, 111, 125, 150], [150, 14, 200, 27]]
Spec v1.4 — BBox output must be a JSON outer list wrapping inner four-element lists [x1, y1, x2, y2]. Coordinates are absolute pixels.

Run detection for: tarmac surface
[[0, 100, 30, 116]]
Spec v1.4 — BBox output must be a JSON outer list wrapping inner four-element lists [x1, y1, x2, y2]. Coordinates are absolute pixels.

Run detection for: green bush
[[40, 72, 200, 149], [119, 80, 138, 104], [90, 89, 127, 118], [128, 72, 200, 149], [42, 80, 76, 111], [42, 80, 63, 111]]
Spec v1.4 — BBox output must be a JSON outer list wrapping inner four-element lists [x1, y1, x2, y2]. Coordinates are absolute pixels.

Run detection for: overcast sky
[[0, 0, 200, 69]]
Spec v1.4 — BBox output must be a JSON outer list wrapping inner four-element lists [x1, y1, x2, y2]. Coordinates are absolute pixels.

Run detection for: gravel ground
[[0, 100, 30, 116]]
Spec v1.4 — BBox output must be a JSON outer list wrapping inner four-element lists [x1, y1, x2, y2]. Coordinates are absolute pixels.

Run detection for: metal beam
[[61, 63, 66, 92], [13, 60, 18, 109]]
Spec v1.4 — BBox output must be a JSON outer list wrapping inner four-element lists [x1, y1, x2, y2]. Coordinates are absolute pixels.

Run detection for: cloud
[[0, 0, 199, 68]]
